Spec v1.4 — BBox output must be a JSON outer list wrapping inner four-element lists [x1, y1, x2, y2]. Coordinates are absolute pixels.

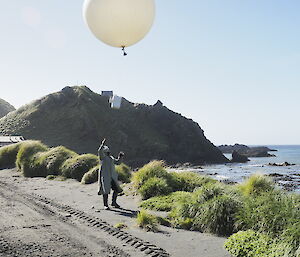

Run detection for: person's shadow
[[110, 207, 138, 218]]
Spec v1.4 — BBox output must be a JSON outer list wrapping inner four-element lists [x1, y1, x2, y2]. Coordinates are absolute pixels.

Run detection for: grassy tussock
[[224, 230, 273, 257], [134, 161, 215, 200], [115, 163, 132, 183], [138, 177, 172, 200], [236, 190, 299, 236], [225, 229, 299, 257], [170, 171, 217, 192], [238, 174, 275, 196], [81, 165, 99, 184], [133, 160, 172, 188], [16, 141, 49, 177], [140, 191, 192, 211], [61, 154, 99, 181], [1, 140, 131, 184], [114, 223, 128, 229], [225, 178, 300, 257], [136, 209, 158, 232], [135, 162, 243, 236], [171, 184, 242, 235], [37, 146, 78, 176], [0, 143, 22, 169]]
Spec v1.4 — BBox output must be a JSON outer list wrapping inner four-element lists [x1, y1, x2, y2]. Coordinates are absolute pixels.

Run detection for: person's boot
[[103, 194, 110, 210], [111, 191, 120, 208]]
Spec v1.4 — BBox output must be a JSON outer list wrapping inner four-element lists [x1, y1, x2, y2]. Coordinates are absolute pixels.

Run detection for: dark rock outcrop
[[268, 162, 295, 167], [0, 86, 229, 167], [0, 98, 15, 118], [231, 150, 249, 163], [219, 144, 277, 157]]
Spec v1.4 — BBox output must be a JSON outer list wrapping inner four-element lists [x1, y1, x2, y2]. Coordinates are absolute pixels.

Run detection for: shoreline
[[170, 145, 300, 192]]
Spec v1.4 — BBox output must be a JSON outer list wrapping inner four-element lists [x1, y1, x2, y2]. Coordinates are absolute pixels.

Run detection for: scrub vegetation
[[135, 160, 300, 256], [0, 142, 22, 169], [61, 154, 98, 181], [0, 140, 132, 184], [115, 163, 132, 183], [81, 165, 100, 184], [133, 160, 216, 199], [114, 223, 128, 229], [16, 140, 49, 177], [136, 209, 158, 232], [140, 191, 192, 211], [1, 142, 299, 256]]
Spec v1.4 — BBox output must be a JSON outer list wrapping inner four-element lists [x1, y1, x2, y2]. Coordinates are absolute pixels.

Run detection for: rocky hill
[[0, 86, 228, 167], [0, 98, 15, 118]]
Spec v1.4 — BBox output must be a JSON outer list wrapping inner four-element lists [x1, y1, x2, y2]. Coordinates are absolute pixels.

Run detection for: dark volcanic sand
[[0, 169, 230, 257]]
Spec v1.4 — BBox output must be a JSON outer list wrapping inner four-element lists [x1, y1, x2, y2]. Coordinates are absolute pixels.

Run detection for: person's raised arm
[[113, 151, 124, 165], [98, 138, 106, 159]]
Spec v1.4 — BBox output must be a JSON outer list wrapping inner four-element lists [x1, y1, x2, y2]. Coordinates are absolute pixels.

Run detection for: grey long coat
[[98, 143, 122, 195]]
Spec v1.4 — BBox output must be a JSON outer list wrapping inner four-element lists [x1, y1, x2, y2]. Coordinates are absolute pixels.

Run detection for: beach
[[0, 168, 230, 257]]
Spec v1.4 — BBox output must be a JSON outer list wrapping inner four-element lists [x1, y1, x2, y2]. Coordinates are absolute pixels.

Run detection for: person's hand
[[119, 152, 125, 158]]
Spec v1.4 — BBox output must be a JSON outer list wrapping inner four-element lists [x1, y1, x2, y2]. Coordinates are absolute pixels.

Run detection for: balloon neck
[[121, 46, 127, 56]]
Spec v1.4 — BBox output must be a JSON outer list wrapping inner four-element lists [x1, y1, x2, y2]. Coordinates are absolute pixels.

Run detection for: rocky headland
[[219, 143, 277, 158], [0, 86, 228, 167]]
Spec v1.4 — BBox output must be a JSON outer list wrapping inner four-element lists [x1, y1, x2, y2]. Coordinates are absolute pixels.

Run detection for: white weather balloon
[[83, 0, 155, 51]]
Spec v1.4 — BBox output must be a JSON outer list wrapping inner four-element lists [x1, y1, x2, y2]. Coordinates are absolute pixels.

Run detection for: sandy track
[[0, 169, 231, 257], [0, 180, 168, 257]]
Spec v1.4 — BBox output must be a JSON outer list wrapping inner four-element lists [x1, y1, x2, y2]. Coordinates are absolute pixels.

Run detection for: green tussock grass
[[133, 160, 172, 188], [224, 230, 274, 257], [225, 179, 300, 257], [134, 160, 299, 255], [225, 229, 300, 257], [170, 183, 242, 235], [61, 154, 99, 181], [133, 161, 217, 200], [81, 165, 99, 184], [114, 223, 128, 229], [236, 189, 300, 236], [0, 142, 22, 169], [16, 140, 49, 177], [36, 146, 78, 176], [140, 191, 192, 211], [136, 209, 158, 232], [138, 177, 173, 200], [170, 171, 217, 192], [238, 173, 275, 196], [115, 163, 132, 183]]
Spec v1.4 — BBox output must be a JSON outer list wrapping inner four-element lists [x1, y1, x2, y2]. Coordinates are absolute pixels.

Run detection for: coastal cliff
[[0, 86, 228, 167]]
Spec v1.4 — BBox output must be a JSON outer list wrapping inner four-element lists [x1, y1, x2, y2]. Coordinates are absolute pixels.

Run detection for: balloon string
[[121, 46, 127, 56]]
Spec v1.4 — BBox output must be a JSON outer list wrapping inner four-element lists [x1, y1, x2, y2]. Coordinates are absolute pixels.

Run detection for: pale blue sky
[[1, 1, 300, 145]]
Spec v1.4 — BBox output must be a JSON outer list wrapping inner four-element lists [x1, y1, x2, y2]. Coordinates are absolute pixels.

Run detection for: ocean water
[[199, 145, 300, 192]]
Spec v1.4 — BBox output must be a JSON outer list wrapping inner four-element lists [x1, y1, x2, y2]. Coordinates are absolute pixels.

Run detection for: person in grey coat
[[98, 138, 124, 210]]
